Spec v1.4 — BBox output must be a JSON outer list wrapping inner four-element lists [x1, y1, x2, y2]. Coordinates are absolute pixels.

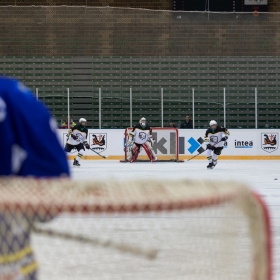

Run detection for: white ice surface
[[71, 160, 280, 279]]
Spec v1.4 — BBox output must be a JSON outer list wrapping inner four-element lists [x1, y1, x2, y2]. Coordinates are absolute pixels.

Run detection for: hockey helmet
[[209, 120, 217, 128], [79, 118, 87, 127], [139, 117, 146, 128]]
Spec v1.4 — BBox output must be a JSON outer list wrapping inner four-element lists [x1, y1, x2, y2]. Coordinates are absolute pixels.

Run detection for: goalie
[[0, 77, 69, 280], [126, 117, 157, 163]]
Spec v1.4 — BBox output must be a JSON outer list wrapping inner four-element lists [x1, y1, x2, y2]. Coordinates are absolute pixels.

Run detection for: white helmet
[[79, 118, 87, 127], [139, 117, 146, 128], [209, 120, 217, 126], [79, 118, 87, 123]]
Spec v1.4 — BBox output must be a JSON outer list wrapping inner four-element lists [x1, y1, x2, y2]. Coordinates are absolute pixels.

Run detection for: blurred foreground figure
[[0, 77, 69, 176], [0, 77, 69, 279]]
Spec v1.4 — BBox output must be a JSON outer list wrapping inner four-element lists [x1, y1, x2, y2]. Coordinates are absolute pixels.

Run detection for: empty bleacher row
[[0, 56, 279, 128], [0, 1, 172, 10]]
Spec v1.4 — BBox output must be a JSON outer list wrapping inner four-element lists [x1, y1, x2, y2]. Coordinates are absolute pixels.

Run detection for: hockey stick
[[187, 139, 224, 162], [90, 148, 108, 159], [187, 153, 203, 162], [32, 226, 157, 260]]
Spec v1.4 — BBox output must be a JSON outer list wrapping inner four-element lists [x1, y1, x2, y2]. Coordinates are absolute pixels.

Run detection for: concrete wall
[[0, 7, 279, 56]]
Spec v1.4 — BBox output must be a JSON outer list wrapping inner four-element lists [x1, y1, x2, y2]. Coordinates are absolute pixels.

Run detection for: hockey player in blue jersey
[[0, 77, 70, 279], [0, 78, 69, 176]]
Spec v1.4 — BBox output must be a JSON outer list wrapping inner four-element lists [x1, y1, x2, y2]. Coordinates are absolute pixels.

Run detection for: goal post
[[0, 178, 272, 280], [121, 127, 183, 162]]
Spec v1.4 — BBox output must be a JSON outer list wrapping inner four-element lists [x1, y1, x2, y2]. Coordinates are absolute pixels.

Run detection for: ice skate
[[73, 159, 80, 167]]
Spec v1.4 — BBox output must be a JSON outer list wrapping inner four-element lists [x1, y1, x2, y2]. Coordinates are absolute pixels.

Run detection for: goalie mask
[[139, 117, 147, 128]]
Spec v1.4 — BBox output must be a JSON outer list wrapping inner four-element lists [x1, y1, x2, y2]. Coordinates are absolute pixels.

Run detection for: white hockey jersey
[[204, 126, 230, 148], [130, 124, 152, 145], [67, 125, 88, 146]]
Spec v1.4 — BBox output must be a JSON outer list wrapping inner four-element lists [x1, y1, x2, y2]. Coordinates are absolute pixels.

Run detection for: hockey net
[[121, 127, 182, 162], [0, 178, 272, 280]]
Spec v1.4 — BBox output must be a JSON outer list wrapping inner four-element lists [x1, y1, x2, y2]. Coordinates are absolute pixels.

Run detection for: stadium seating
[[0, 0, 172, 9], [0, 56, 279, 129]]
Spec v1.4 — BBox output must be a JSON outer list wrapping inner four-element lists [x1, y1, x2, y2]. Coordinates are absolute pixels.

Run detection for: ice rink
[[34, 160, 280, 279]]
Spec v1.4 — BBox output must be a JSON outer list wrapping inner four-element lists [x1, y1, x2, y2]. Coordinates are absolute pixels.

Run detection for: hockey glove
[[71, 134, 78, 140], [221, 136, 228, 141], [206, 144, 213, 150], [84, 141, 90, 149]]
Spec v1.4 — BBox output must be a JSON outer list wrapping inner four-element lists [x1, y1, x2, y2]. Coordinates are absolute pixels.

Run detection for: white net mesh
[[0, 178, 271, 280]]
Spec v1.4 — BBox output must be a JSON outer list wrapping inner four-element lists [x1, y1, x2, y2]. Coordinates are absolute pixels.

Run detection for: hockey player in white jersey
[[126, 117, 157, 163], [204, 120, 230, 169], [64, 118, 90, 166]]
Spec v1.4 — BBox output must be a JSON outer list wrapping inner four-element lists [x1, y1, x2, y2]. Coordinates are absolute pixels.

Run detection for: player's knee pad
[[212, 153, 218, 160], [205, 149, 212, 157], [214, 147, 223, 155]]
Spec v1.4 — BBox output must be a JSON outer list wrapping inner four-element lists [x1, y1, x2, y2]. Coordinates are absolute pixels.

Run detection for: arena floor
[[33, 160, 280, 279]]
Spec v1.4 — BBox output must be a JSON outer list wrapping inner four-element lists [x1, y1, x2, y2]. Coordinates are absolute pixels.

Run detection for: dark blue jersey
[[0, 77, 70, 279], [0, 77, 69, 177]]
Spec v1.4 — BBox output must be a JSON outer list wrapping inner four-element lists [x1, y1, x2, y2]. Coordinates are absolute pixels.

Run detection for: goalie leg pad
[[142, 142, 157, 162], [129, 144, 141, 163], [214, 147, 223, 155], [126, 148, 133, 161], [126, 143, 137, 162]]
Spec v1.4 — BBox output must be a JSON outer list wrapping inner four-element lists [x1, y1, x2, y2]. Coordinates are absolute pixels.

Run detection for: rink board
[[58, 129, 280, 160]]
